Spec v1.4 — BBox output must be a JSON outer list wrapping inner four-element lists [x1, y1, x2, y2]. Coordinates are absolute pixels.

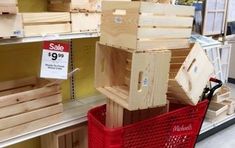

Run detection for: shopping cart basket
[[88, 78, 222, 148]]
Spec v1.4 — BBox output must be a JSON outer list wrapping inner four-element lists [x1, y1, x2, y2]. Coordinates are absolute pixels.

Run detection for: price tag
[[40, 41, 70, 79]]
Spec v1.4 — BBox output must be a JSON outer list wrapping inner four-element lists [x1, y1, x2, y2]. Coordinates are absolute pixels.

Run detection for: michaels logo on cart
[[173, 124, 193, 132]]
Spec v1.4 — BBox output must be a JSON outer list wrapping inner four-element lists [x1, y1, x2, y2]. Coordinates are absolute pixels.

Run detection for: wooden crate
[[48, 0, 102, 12], [22, 13, 71, 37], [212, 86, 231, 103], [71, 12, 101, 33], [95, 43, 171, 110], [221, 99, 235, 115], [167, 43, 214, 105], [100, 1, 194, 51], [0, 0, 18, 14], [41, 124, 88, 148], [0, 77, 63, 131], [0, 14, 23, 39], [106, 99, 168, 128], [206, 102, 228, 122]]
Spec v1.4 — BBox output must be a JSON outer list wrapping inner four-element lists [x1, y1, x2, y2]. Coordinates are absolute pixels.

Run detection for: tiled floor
[[196, 83, 235, 148]]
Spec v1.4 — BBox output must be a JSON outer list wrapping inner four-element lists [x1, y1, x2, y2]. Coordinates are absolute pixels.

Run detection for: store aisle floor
[[196, 83, 235, 148]]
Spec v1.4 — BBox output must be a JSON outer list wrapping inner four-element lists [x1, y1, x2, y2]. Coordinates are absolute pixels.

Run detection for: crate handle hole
[[187, 58, 196, 72], [138, 71, 143, 92], [113, 9, 126, 15], [101, 58, 105, 72]]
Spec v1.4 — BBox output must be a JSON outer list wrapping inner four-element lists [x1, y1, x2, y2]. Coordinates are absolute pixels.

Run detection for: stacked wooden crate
[[0, 0, 23, 39], [0, 77, 63, 138], [22, 12, 71, 37], [0, 0, 18, 14], [95, 1, 213, 128], [48, 0, 102, 34], [206, 85, 235, 122], [41, 123, 87, 148]]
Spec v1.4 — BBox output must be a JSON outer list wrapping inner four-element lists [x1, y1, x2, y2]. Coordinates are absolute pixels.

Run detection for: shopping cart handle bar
[[207, 78, 223, 101]]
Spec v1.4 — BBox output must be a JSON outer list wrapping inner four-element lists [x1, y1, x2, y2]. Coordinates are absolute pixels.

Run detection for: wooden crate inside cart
[[95, 43, 171, 110], [100, 1, 195, 51]]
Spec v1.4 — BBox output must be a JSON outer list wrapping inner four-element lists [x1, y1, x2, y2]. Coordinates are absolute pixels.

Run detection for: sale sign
[[40, 41, 70, 79]]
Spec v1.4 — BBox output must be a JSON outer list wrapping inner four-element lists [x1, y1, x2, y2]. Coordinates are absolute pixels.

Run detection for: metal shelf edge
[[0, 32, 100, 45]]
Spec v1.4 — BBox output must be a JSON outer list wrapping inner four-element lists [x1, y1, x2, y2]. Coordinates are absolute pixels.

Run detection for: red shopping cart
[[88, 78, 222, 148]]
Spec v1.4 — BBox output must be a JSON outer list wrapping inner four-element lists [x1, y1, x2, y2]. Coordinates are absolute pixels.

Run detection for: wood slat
[[0, 85, 60, 108], [0, 113, 62, 142], [140, 2, 195, 16], [138, 28, 192, 39], [0, 86, 33, 97], [137, 39, 190, 50], [0, 94, 62, 119], [0, 103, 63, 130], [71, 13, 101, 33], [171, 56, 187, 63], [105, 87, 128, 100], [139, 15, 193, 27], [97, 87, 129, 109], [0, 77, 37, 92], [22, 13, 70, 24], [23, 23, 71, 37]]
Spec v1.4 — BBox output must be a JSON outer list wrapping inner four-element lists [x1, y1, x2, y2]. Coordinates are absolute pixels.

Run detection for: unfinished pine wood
[[137, 0, 172, 3], [48, 0, 102, 12], [206, 101, 228, 122], [100, 1, 194, 51], [0, 77, 37, 92], [71, 12, 101, 33], [0, 5, 18, 14], [106, 99, 124, 128], [0, 113, 63, 142], [106, 99, 168, 127], [0, 0, 18, 14], [0, 93, 62, 119], [0, 86, 33, 97], [213, 86, 231, 103], [41, 124, 88, 148], [221, 99, 235, 115], [95, 43, 171, 110], [0, 14, 23, 38], [168, 43, 214, 105], [0, 103, 63, 130], [0, 0, 17, 5], [23, 13, 70, 23], [0, 85, 60, 108], [22, 13, 71, 37]]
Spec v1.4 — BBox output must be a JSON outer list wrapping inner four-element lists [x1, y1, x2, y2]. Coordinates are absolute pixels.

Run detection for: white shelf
[[0, 95, 105, 148], [0, 32, 100, 45], [200, 113, 235, 134]]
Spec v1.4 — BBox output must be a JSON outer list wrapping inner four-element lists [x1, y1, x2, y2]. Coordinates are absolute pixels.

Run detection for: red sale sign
[[40, 41, 70, 79], [43, 41, 70, 52]]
